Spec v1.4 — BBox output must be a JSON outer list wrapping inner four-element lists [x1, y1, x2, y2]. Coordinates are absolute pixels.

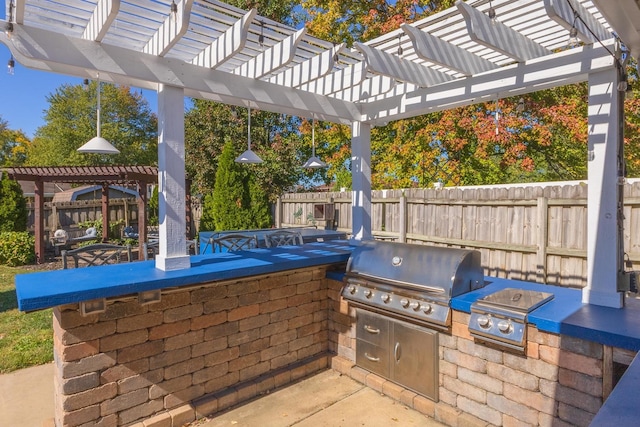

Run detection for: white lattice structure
[[2, 0, 639, 307]]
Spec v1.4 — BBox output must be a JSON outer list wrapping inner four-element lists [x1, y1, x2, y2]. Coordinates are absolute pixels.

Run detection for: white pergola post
[[156, 84, 191, 271], [583, 67, 624, 308], [351, 121, 372, 241]]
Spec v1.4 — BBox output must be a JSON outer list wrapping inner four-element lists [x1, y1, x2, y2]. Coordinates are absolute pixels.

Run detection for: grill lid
[[345, 240, 484, 297]]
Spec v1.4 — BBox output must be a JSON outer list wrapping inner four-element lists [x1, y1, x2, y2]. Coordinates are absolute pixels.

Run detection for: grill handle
[[364, 325, 380, 334], [394, 342, 401, 362], [364, 352, 380, 362]]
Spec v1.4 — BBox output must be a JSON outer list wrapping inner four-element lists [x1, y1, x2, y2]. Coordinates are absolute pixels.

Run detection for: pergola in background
[[1, 0, 639, 308], [3, 166, 158, 263]]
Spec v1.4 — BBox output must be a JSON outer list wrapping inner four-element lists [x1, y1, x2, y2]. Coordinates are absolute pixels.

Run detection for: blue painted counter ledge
[[15, 241, 355, 312]]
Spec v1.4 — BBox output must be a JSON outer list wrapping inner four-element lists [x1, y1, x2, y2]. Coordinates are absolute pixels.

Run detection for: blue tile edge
[[15, 241, 355, 312]]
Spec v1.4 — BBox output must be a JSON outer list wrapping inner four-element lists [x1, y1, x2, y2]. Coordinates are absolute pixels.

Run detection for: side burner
[[468, 288, 554, 352]]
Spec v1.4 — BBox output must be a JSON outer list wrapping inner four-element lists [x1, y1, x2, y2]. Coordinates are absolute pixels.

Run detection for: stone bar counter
[[14, 241, 640, 427]]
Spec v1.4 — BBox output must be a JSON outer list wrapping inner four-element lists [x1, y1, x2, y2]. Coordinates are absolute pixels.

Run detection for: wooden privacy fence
[[277, 181, 640, 289], [27, 198, 140, 243]]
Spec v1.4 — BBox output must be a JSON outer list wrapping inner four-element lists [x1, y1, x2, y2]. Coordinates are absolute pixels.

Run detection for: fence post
[[399, 191, 407, 243], [276, 197, 282, 228], [536, 196, 548, 283]]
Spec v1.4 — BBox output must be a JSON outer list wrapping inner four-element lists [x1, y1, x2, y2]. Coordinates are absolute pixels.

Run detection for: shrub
[[0, 172, 27, 232], [0, 232, 35, 266]]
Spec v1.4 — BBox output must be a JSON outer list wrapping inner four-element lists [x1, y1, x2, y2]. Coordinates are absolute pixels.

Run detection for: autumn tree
[[0, 117, 29, 166], [27, 82, 157, 166]]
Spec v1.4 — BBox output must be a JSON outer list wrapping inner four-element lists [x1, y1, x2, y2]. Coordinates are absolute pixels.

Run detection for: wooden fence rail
[[277, 182, 640, 289]]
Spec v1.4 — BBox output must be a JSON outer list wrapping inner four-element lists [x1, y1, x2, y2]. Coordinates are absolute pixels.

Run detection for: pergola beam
[[233, 28, 306, 79], [4, 22, 359, 125], [456, 0, 551, 62], [356, 42, 455, 87], [362, 39, 616, 124], [142, 0, 194, 57], [544, 0, 611, 45], [191, 8, 256, 69], [401, 23, 498, 76], [82, 0, 120, 42]]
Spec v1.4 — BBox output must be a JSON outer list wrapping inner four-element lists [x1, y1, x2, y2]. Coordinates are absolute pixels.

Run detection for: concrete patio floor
[[190, 369, 444, 427], [0, 363, 443, 427]]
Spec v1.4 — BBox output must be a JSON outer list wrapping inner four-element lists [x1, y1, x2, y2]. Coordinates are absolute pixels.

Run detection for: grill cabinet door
[[391, 320, 439, 401]]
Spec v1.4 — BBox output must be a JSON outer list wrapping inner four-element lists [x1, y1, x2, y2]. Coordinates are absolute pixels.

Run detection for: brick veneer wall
[[52, 266, 331, 427], [327, 278, 619, 427]]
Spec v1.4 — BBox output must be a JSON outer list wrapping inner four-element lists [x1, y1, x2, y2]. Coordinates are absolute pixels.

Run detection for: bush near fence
[[277, 180, 640, 289]]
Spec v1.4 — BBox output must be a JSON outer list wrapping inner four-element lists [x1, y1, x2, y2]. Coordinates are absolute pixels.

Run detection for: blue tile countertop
[[15, 241, 355, 312]]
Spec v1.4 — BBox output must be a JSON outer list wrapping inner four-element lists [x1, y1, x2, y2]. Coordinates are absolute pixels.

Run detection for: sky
[[0, 2, 157, 139]]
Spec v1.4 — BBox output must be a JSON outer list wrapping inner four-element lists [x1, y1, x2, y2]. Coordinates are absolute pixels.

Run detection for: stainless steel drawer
[[356, 340, 390, 378], [356, 309, 389, 347]]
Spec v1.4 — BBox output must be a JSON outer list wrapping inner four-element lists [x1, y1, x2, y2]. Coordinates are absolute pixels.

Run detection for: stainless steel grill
[[341, 240, 485, 330], [468, 288, 554, 352]]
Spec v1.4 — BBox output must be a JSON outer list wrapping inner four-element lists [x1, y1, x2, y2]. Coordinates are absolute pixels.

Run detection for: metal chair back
[[212, 234, 259, 252], [61, 243, 132, 269], [264, 230, 304, 248]]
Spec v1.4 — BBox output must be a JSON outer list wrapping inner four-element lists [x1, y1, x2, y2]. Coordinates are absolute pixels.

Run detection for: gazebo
[[3, 166, 158, 262], [1, 0, 638, 309]]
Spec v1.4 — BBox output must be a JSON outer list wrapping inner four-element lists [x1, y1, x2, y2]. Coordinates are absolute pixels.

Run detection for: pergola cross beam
[[456, 0, 551, 62], [142, 0, 194, 57]]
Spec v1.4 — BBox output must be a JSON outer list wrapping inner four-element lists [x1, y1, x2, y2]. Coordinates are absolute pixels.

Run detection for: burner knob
[[381, 294, 390, 303], [497, 320, 512, 334], [477, 315, 492, 329], [347, 285, 357, 294], [410, 301, 421, 311], [400, 298, 410, 308], [363, 289, 373, 299], [422, 304, 433, 314]]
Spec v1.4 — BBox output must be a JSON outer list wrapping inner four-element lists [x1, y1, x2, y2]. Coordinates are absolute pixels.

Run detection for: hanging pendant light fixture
[[303, 115, 327, 168], [235, 106, 263, 163], [78, 75, 120, 154]]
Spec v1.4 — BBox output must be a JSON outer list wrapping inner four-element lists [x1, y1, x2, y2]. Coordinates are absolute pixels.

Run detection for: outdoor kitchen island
[[13, 241, 640, 427]]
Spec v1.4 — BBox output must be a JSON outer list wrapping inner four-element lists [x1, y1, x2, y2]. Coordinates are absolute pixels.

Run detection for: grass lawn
[[0, 265, 53, 373]]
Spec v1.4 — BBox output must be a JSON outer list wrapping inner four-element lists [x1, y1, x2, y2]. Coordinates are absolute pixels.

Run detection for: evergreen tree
[[0, 172, 28, 232], [249, 175, 272, 229], [211, 141, 252, 231]]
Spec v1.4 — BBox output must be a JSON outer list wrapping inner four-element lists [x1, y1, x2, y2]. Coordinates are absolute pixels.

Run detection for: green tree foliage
[[148, 186, 159, 226], [209, 141, 256, 231], [185, 100, 301, 200], [0, 117, 30, 166], [27, 82, 157, 166], [0, 172, 27, 232]]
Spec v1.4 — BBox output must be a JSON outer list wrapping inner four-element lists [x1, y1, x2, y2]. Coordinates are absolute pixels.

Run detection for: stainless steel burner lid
[[474, 288, 554, 313]]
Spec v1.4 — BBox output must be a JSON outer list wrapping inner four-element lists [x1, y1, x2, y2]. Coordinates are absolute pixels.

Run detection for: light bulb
[[7, 56, 15, 75], [568, 27, 579, 48]]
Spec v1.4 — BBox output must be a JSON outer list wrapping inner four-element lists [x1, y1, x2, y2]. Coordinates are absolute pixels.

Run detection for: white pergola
[[1, 0, 638, 308]]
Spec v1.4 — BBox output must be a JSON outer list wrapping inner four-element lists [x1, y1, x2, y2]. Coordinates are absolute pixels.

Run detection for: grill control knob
[[410, 301, 421, 311], [497, 320, 512, 334], [347, 285, 356, 295], [422, 304, 433, 314], [381, 294, 390, 303], [400, 298, 410, 308], [477, 315, 492, 329], [363, 289, 373, 299]]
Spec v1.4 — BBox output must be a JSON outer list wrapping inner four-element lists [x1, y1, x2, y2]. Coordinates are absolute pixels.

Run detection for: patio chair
[[61, 243, 132, 269], [264, 230, 304, 248], [143, 239, 198, 261], [209, 233, 259, 253]]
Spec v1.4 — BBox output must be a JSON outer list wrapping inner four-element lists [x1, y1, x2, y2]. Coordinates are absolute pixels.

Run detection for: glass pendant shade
[[303, 116, 327, 168], [235, 106, 263, 163], [78, 77, 120, 154]]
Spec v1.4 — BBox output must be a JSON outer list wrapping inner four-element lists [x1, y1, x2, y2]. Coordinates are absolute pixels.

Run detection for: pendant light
[[78, 75, 120, 154], [303, 115, 327, 168], [235, 106, 263, 163]]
